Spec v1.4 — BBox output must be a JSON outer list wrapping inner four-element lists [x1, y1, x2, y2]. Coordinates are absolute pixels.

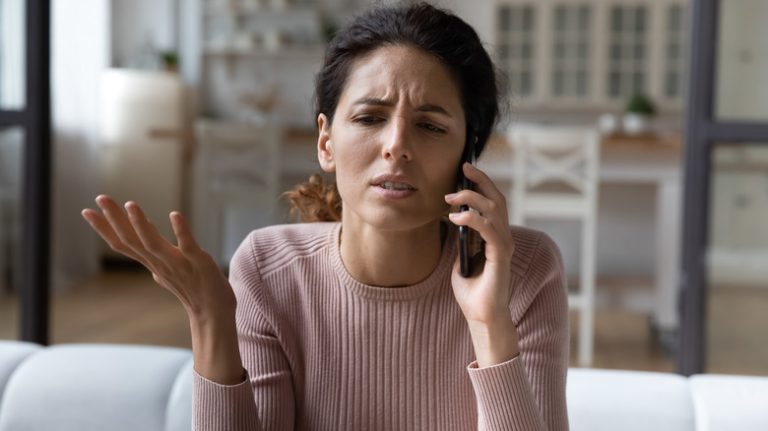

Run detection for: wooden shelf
[[203, 45, 325, 58], [203, 3, 318, 17]]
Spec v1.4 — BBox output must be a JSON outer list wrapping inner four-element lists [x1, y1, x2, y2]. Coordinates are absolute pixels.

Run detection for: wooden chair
[[192, 120, 281, 267], [509, 124, 601, 367]]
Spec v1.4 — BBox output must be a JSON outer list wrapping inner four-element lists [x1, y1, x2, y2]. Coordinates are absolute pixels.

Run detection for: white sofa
[[0, 340, 767, 430]]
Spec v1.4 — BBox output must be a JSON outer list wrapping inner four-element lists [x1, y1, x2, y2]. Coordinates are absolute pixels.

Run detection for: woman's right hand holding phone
[[81, 195, 246, 384]]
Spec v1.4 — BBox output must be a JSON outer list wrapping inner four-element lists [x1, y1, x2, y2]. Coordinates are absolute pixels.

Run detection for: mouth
[[370, 174, 417, 191], [375, 181, 417, 191]]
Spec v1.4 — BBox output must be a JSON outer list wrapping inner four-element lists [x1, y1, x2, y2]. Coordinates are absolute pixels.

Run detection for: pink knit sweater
[[193, 222, 569, 430]]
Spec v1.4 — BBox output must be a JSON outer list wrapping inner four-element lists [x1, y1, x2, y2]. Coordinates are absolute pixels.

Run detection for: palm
[[81, 195, 236, 317]]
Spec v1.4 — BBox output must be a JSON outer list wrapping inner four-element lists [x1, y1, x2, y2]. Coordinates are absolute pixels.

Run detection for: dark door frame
[[0, 0, 52, 344], [678, 0, 768, 375]]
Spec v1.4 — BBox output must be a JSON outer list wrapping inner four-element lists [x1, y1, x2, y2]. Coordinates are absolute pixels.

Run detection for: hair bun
[[283, 174, 343, 222]]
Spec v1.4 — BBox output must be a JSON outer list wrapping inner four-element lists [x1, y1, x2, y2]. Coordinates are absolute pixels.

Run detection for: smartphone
[[457, 130, 485, 277]]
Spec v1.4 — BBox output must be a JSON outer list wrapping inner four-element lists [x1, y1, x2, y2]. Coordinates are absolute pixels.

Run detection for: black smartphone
[[457, 130, 485, 277]]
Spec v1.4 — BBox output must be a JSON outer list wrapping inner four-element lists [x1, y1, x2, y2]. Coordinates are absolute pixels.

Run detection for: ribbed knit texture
[[193, 222, 569, 430]]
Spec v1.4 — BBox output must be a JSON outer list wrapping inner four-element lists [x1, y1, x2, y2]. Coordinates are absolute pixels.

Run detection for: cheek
[[333, 144, 373, 196], [426, 153, 463, 194], [336, 144, 373, 175]]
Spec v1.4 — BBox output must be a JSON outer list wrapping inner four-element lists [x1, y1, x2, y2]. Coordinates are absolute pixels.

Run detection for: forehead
[[339, 45, 463, 111]]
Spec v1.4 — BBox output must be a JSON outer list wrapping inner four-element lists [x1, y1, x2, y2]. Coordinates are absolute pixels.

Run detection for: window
[[607, 5, 649, 99], [0, 0, 51, 343], [664, 4, 686, 99], [0, 0, 26, 109], [497, 4, 536, 97], [552, 4, 591, 97]]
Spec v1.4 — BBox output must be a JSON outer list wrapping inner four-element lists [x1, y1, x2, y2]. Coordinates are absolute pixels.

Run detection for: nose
[[381, 116, 413, 162]]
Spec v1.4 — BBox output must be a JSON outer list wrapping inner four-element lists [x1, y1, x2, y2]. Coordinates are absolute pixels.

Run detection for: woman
[[82, 3, 568, 430]]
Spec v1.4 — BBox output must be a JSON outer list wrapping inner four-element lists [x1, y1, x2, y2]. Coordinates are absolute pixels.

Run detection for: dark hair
[[285, 1, 503, 222]]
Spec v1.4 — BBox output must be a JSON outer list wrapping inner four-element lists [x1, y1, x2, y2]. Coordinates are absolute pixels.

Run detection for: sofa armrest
[[0, 341, 42, 407], [567, 368, 695, 431], [0, 343, 191, 431]]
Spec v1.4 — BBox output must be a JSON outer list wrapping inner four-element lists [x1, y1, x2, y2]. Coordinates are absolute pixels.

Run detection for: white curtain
[[0, 0, 24, 108], [50, 0, 111, 289]]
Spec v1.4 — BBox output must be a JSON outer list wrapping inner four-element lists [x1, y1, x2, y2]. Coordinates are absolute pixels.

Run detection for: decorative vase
[[623, 113, 648, 135], [598, 113, 619, 135]]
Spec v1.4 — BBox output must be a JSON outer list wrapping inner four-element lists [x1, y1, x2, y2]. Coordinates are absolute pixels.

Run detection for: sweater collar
[[329, 222, 457, 301]]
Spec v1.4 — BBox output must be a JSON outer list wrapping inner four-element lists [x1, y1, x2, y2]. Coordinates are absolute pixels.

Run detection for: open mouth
[[376, 181, 417, 191]]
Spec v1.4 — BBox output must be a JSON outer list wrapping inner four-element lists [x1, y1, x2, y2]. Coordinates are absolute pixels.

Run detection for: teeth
[[380, 182, 413, 191]]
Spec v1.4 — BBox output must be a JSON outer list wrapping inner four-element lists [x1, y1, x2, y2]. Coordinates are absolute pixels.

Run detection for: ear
[[317, 113, 335, 173]]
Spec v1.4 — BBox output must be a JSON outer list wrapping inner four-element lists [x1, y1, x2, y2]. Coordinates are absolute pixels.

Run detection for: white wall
[[111, 0, 177, 68], [436, 0, 496, 47]]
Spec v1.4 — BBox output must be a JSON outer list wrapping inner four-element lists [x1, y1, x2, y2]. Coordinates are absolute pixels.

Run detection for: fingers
[[448, 209, 496, 244], [169, 211, 202, 257], [94, 195, 146, 250], [86, 195, 170, 272], [460, 163, 508, 208], [448, 210, 512, 264], [445, 189, 503, 222], [445, 188, 508, 238], [124, 201, 178, 259], [81, 208, 151, 267], [446, 165, 513, 263]]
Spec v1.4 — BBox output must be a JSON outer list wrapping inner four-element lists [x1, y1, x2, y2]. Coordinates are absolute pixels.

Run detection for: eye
[[353, 115, 383, 125], [419, 122, 447, 134]]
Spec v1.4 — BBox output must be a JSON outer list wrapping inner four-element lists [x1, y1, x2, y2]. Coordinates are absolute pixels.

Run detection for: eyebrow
[[352, 97, 452, 117]]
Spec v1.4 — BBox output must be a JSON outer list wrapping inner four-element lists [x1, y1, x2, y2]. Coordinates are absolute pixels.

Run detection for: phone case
[[458, 133, 484, 277]]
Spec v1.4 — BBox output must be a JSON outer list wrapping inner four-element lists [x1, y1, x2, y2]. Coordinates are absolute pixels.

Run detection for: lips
[[378, 181, 416, 191], [370, 174, 417, 191], [370, 174, 417, 199]]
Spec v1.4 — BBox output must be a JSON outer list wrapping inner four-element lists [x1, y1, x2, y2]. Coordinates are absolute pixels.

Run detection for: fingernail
[[444, 193, 457, 200], [448, 212, 460, 220]]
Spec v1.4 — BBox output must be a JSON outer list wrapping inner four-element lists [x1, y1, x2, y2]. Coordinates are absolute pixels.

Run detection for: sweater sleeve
[[193, 233, 296, 431], [466, 231, 570, 431]]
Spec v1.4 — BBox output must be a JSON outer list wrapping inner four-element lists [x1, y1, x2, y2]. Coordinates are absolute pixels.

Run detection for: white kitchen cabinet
[[494, 0, 688, 112]]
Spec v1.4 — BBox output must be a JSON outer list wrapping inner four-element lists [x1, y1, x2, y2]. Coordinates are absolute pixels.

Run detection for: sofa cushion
[[0, 341, 42, 407], [567, 368, 695, 431], [690, 374, 768, 431], [0, 343, 191, 431]]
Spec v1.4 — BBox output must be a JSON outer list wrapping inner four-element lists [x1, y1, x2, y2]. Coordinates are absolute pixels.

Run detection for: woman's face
[[317, 44, 466, 232]]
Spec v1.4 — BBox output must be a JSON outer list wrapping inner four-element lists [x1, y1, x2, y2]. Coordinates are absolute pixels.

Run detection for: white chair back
[[509, 124, 601, 366], [511, 125, 600, 224]]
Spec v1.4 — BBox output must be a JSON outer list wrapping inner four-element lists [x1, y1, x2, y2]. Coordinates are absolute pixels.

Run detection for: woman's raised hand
[[83, 195, 246, 384], [81, 195, 236, 320]]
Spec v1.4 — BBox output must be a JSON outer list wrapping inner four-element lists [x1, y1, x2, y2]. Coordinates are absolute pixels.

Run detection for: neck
[[339, 216, 446, 287]]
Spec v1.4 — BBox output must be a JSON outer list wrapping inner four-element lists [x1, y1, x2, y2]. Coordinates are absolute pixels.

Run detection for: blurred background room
[[0, 0, 766, 377]]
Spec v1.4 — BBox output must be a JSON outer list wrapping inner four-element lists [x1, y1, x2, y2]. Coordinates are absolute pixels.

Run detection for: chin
[[355, 205, 446, 232]]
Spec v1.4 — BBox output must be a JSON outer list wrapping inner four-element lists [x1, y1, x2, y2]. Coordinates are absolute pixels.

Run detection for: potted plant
[[159, 51, 179, 73], [623, 93, 656, 135]]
